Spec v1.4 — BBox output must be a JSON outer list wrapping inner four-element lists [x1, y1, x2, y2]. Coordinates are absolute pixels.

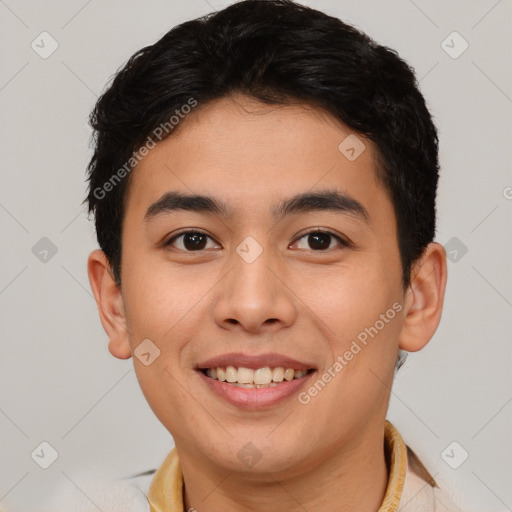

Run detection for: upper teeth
[[205, 366, 308, 385]]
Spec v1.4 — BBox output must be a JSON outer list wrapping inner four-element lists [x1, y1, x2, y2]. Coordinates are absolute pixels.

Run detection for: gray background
[[1, 0, 511, 511]]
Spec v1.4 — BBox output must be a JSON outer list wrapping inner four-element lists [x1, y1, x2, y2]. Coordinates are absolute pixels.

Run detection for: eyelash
[[163, 228, 351, 252]]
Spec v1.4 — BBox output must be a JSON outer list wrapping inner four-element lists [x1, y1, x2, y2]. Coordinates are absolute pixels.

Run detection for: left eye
[[165, 231, 220, 251], [292, 230, 348, 251]]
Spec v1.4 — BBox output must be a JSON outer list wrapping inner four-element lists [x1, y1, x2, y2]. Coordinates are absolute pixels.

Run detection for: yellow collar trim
[[149, 420, 407, 512], [379, 420, 407, 511]]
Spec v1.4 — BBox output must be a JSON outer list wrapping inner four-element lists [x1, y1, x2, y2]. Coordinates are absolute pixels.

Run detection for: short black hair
[[84, 0, 439, 288]]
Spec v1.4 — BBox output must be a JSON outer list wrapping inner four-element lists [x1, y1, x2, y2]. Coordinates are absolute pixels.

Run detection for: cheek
[[132, 358, 194, 442], [121, 251, 214, 342], [297, 263, 402, 399], [120, 256, 218, 405], [298, 262, 401, 341]]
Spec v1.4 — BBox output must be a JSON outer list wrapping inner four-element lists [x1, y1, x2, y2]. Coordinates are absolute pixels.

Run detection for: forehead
[[124, 95, 388, 220]]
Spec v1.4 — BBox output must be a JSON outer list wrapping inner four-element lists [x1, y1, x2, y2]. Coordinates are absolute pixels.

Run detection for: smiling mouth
[[199, 366, 315, 388]]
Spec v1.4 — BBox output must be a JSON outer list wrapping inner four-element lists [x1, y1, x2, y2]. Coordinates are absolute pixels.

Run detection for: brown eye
[[293, 230, 349, 251], [165, 231, 220, 251], [306, 232, 331, 250]]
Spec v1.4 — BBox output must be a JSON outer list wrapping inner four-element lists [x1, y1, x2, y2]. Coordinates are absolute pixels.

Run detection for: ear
[[87, 249, 132, 360], [398, 242, 448, 352]]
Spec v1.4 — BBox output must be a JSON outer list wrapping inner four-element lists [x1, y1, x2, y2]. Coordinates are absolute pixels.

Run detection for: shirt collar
[[148, 420, 407, 512]]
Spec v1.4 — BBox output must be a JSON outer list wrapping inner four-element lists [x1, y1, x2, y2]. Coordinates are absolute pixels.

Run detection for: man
[[85, 1, 460, 510]]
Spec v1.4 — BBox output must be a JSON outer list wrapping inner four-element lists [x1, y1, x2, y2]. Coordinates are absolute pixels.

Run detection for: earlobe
[[87, 249, 132, 360], [398, 242, 448, 352]]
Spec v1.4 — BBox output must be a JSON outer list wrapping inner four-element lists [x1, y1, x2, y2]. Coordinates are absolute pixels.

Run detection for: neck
[[178, 423, 389, 512]]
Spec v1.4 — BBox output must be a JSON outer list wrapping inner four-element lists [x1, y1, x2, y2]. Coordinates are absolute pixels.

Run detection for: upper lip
[[196, 352, 316, 371]]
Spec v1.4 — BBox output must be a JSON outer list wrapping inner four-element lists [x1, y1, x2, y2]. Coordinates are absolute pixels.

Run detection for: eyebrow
[[144, 189, 370, 223]]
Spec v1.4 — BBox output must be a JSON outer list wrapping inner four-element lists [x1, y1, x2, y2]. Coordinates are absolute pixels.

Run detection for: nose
[[212, 247, 297, 334]]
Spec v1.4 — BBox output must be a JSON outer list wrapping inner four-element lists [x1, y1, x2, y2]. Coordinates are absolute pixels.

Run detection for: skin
[[88, 94, 447, 512]]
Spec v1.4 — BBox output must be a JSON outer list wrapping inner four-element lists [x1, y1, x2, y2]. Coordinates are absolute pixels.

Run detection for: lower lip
[[197, 370, 315, 409]]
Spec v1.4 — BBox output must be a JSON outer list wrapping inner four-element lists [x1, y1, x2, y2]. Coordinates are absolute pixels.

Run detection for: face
[[109, 95, 408, 475]]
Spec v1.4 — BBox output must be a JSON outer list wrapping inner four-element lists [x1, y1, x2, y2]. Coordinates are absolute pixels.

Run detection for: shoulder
[[40, 465, 154, 512], [399, 446, 464, 512]]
